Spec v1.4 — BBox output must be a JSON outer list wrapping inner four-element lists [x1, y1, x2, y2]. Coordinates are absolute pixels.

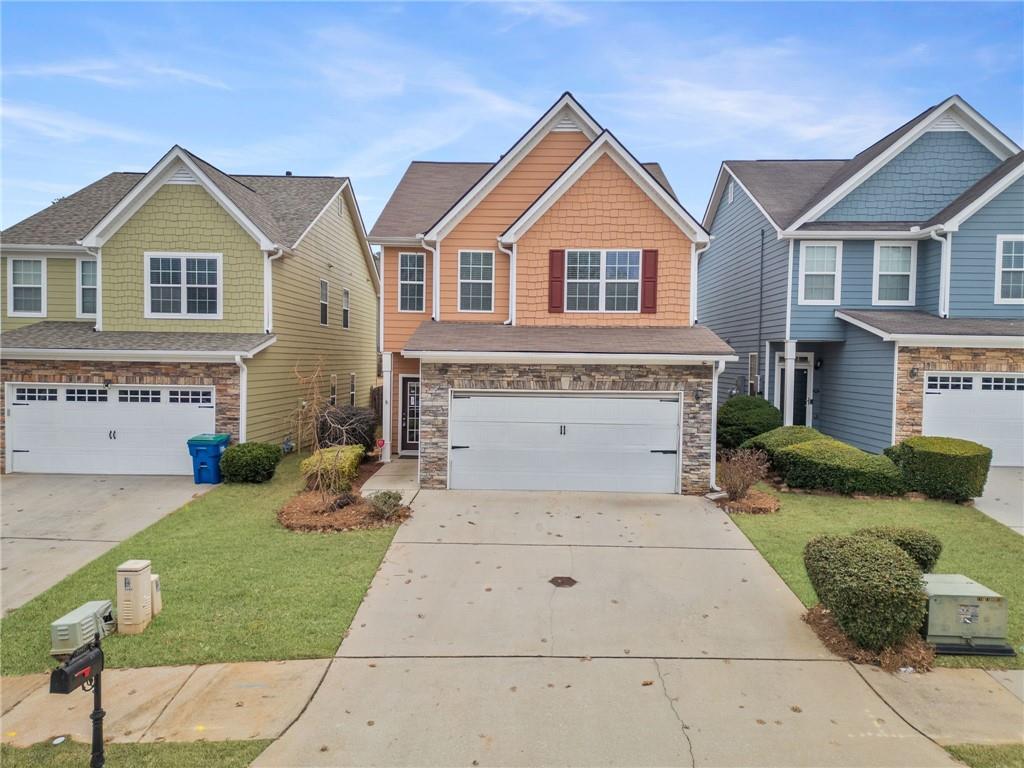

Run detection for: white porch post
[[783, 340, 797, 426], [381, 352, 393, 462]]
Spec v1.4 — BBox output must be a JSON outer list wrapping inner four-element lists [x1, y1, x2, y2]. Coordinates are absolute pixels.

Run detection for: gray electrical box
[[923, 574, 1010, 653], [50, 600, 115, 659]]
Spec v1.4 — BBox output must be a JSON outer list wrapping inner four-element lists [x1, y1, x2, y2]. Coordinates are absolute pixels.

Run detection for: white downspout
[[498, 239, 515, 324], [930, 230, 950, 318], [234, 354, 248, 443], [381, 352, 393, 462], [709, 360, 725, 491], [691, 240, 711, 325], [265, 248, 285, 333], [419, 238, 440, 321]]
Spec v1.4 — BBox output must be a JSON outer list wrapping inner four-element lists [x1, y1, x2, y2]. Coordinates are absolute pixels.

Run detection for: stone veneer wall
[[894, 346, 1024, 442], [418, 362, 716, 494], [1, 359, 239, 472]]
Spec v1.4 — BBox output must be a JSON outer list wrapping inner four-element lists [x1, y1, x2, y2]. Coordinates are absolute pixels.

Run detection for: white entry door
[[448, 393, 681, 493], [6, 384, 216, 475], [922, 373, 1024, 467]]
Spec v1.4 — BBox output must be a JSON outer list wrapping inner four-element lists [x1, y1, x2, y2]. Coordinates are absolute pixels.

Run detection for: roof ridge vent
[[929, 112, 966, 132]]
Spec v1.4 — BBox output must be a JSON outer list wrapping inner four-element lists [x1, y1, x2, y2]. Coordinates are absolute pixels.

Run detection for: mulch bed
[[803, 604, 935, 672], [717, 488, 781, 514]]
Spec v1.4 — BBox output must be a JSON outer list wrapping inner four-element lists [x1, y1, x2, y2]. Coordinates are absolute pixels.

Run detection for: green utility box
[[923, 574, 1011, 654]]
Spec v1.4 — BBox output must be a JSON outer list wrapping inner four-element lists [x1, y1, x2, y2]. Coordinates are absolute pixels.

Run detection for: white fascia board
[[701, 164, 730, 231], [80, 147, 277, 251], [368, 236, 426, 247], [501, 133, 708, 244], [423, 94, 602, 241], [0, 244, 87, 257], [834, 311, 1023, 348], [782, 229, 923, 240], [704, 164, 783, 234], [403, 350, 738, 365], [790, 97, 1019, 231], [2, 335, 279, 363], [939, 161, 1024, 232]]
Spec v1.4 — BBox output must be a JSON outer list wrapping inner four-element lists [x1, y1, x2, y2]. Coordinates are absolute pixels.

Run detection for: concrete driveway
[[256, 491, 954, 767], [975, 467, 1024, 534], [1, 474, 207, 614]]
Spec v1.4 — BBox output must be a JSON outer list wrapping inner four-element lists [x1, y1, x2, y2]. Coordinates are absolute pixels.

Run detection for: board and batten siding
[[245, 191, 379, 444], [0, 256, 80, 330], [100, 184, 264, 333], [949, 177, 1024, 319], [819, 131, 1000, 222], [697, 179, 788, 401]]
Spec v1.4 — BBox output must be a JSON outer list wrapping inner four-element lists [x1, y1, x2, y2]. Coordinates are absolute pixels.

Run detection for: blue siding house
[[698, 95, 1024, 467]]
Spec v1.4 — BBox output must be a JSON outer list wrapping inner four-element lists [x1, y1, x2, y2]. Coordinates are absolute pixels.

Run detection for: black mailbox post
[[50, 634, 105, 768]]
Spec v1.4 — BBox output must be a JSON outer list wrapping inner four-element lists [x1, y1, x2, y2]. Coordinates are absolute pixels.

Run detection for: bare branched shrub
[[718, 448, 769, 500]]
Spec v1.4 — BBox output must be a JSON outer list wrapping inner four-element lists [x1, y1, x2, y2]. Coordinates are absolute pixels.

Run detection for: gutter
[[929, 229, 951, 317], [416, 236, 441, 321], [402, 350, 738, 365], [2, 336, 278, 364], [690, 239, 711, 325], [497, 239, 515, 325], [234, 354, 248, 442]]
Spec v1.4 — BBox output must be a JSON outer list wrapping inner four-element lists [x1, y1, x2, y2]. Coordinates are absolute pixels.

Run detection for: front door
[[400, 377, 420, 453], [778, 366, 811, 426]]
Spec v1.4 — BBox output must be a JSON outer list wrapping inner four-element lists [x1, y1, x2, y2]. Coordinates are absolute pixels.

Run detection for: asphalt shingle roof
[[724, 160, 847, 229], [0, 320, 275, 354], [838, 310, 1023, 338], [403, 321, 734, 357]]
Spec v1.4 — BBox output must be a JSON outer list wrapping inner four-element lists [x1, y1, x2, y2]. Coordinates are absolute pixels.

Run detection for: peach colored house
[[369, 93, 735, 494]]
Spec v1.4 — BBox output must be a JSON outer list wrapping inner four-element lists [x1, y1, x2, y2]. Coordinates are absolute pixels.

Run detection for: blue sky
[[2, 2, 1022, 230]]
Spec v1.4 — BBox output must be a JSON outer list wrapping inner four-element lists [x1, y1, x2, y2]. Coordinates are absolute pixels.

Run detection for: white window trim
[[76, 256, 98, 319], [457, 250, 495, 314], [564, 248, 643, 314], [397, 251, 426, 313], [342, 288, 351, 329], [320, 279, 329, 326], [7, 257, 47, 318], [797, 241, 842, 306], [727, 180, 734, 204], [872, 240, 917, 307], [143, 252, 223, 320], [995, 234, 1024, 305], [771, 351, 815, 425]]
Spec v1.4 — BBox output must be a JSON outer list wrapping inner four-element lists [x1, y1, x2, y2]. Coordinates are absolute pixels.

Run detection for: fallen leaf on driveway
[[641, 680, 654, 686]]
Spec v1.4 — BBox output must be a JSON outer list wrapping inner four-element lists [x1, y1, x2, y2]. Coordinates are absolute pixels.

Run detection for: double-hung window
[[996, 235, 1024, 304], [399, 252, 425, 312], [145, 252, 221, 319], [342, 288, 351, 328], [458, 251, 494, 312], [873, 241, 916, 306], [7, 258, 46, 316], [77, 258, 97, 317], [798, 242, 842, 305], [320, 280, 329, 325], [565, 249, 641, 312]]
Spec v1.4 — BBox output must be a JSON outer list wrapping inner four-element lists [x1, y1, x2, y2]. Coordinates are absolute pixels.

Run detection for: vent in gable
[[552, 112, 582, 132], [928, 112, 966, 132], [166, 165, 198, 184]]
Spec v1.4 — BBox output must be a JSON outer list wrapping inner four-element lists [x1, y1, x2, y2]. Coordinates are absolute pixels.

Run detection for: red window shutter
[[641, 249, 658, 314], [548, 249, 565, 313]]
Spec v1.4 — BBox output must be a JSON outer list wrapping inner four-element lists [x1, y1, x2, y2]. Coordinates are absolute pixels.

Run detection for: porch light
[[909, 368, 919, 379]]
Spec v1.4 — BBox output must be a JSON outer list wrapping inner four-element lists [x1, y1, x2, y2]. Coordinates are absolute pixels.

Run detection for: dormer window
[[872, 242, 917, 306], [145, 252, 222, 319]]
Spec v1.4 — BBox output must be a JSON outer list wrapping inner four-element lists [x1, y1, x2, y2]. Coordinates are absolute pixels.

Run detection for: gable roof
[[921, 151, 1024, 230]]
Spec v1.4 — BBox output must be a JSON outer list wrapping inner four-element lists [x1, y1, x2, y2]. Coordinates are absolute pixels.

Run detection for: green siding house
[[0, 146, 379, 475]]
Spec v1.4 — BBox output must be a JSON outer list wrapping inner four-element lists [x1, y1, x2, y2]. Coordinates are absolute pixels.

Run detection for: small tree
[[718, 448, 769, 500]]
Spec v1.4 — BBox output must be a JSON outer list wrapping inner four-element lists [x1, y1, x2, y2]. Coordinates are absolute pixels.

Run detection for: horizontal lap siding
[[949, 178, 1024, 318], [382, 246, 432, 351], [516, 154, 693, 326], [246, 194, 379, 445], [0, 256, 79, 330], [439, 131, 591, 322], [916, 237, 942, 314]]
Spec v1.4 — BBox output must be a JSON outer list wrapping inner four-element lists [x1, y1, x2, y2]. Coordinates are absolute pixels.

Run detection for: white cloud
[[6, 58, 229, 90], [499, 1, 589, 28], [1, 102, 153, 144]]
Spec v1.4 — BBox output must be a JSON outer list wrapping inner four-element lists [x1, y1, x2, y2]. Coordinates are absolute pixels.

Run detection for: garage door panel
[[922, 373, 1024, 467], [452, 395, 679, 425]]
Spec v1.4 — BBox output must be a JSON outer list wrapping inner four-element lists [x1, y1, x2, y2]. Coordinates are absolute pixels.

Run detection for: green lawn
[[730, 488, 1024, 669], [1, 740, 271, 768], [1, 455, 395, 675], [946, 743, 1024, 768]]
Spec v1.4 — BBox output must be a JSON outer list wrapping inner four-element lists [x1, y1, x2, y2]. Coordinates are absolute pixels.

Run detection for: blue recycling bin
[[186, 433, 231, 484]]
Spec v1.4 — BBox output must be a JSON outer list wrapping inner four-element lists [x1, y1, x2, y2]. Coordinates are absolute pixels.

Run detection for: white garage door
[[448, 393, 682, 493], [6, 384, 216, 475], [922, 373, 1024, 467]]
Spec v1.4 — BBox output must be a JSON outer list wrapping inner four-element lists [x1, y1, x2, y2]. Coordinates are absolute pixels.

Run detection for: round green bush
[[220, 442, 284, 483], [885, 436, 992, 501], [717, 396, 783, 449], [777, 439, 903, 496], [740, 425, 831, 467], [804, 534, 927, 651], [854, 526, 942, 573]]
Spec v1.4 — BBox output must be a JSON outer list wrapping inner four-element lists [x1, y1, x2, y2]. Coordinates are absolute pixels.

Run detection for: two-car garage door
[[922, 373, 1024, 467], [6, 384, 216, 475], [448, 392, 682, 493]]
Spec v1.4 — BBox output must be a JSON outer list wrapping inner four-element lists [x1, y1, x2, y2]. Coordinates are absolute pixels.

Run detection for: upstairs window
[[320, 280, 329, 325], [873, 242, 916, 306], [566, 249, 641, 312], [78, 258, 97, 317], [145, 252, 221, 319], [8, 258, 45, 316], [996, 235, 1024, 304], [342, 288, 351, 328], [798, 242, 842, 305], [350, 373, 357, 406], [399, 252, 425, 312], [458, 251, 494, 312]]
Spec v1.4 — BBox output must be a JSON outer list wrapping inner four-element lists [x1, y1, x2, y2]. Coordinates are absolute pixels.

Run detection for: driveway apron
[[256, 490, 955, 767]]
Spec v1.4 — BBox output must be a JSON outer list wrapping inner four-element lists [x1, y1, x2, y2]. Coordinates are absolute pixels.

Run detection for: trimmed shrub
[[718, 449, 769, 500], [317, 405, 378, 452], [219, 442, 283, 483], [777, 439, 903, 496], [854, 526, 942, 573], [804, 534, 927, 651], [717, 396, 783, 449], [368, 490, 405, 521], [301, 445, 365, 495], [741, 426, 831, 465], [885, 436, 992, 501]]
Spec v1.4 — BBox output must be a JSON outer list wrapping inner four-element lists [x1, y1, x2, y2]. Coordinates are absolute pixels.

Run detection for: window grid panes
[[147, 255, 219, 316], [459, 251, 494, 312], [168, 389, 213, 404], [565, 250, 602, 312], [66, 388, 108, 402], [604, 251, 640, 311], [15, 387, 57, 402], [876, 245, 913, 303], [118, 389, 162, 403], [80, 260, 98, 315], [320, 280, 329, 325], [926, 375, 973, 392], [186, 258, 218, 315], [565, 250, 641, 312], [1000, 239, 1024, 301], [802, 245, 838, 302], [399, 253, 425, 312], [11, 259, 43, 313], [981, 376, 1024, 391]]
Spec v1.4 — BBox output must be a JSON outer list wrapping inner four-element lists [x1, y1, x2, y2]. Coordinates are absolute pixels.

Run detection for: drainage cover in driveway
[[549, 576, 578, 588]]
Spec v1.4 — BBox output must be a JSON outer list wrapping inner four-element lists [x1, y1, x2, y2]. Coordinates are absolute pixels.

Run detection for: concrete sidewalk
[[359, 458, 419, 505]]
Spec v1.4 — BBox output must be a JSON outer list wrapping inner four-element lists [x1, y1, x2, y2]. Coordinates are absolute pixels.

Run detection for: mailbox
[[50, 643, 104, 695]]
